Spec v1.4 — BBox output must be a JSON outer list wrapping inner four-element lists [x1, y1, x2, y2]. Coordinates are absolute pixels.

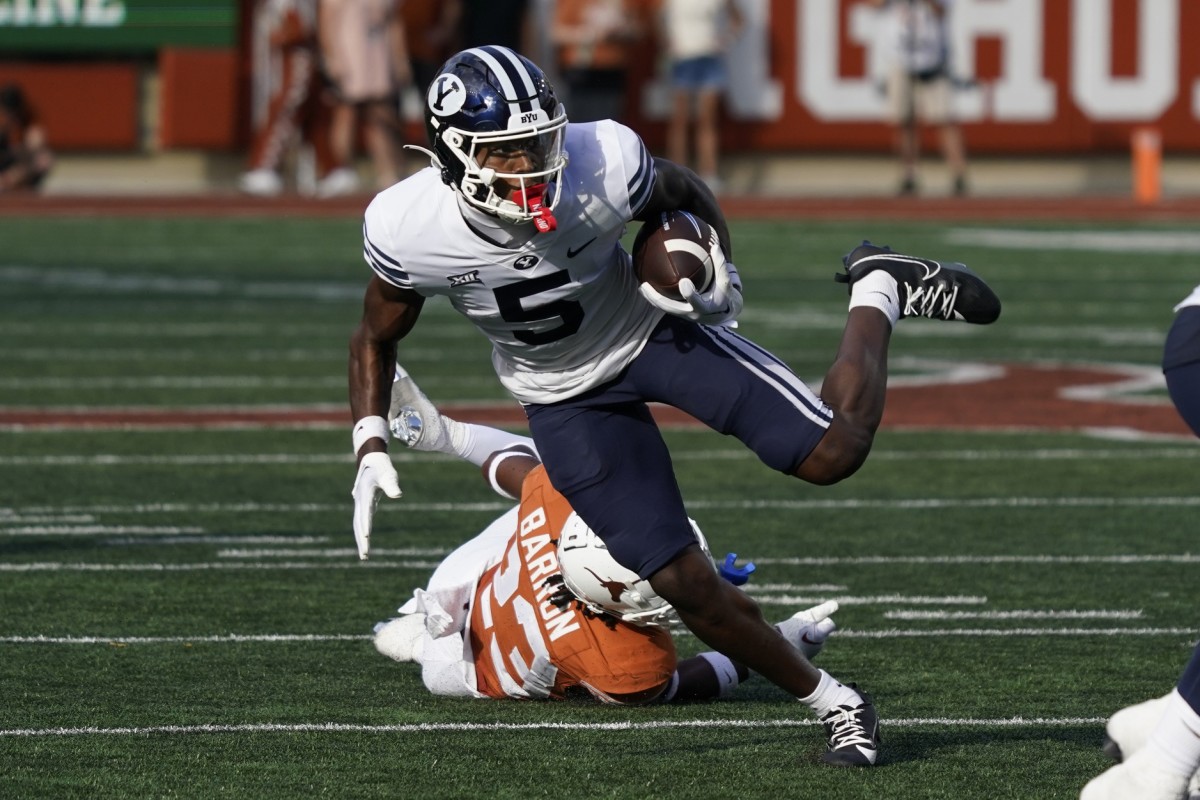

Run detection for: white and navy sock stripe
[[467, 45, 540, 114], [701, 324, 834, 428]]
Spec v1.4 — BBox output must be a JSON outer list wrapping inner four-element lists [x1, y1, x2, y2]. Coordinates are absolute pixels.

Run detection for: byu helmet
[[556, 513, 712, 628], [422, 45, 568, 225]]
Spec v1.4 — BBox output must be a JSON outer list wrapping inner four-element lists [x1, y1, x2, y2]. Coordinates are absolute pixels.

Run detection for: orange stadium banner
[[622, 0, 1200, 154]]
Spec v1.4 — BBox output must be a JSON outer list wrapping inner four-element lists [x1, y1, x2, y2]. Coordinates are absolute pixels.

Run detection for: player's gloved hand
[[351, 451, 401, 560], [639, 255, 743, 327], [776, 600, 839, 660]]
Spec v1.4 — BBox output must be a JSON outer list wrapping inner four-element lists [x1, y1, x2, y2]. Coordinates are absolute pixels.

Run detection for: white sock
[[798, 670, 863, 718], [1146, 688, 1200, 778], [849, 270, 901, 328]]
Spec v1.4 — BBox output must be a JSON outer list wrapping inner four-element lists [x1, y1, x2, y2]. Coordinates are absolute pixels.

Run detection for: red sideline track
[[0, 364, 1192, 437], [1, 193, 1194, 438], [4, 192, 1200, 221]]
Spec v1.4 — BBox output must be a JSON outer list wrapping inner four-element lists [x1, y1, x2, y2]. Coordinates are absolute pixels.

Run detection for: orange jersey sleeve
[[468, 466, 676, 701]]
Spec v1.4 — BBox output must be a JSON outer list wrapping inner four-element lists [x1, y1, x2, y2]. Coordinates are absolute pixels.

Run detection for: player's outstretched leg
[[836, 241, 1001, 324]]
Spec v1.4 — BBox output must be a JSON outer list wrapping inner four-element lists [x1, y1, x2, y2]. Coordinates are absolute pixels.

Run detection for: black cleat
[[819, 685, 881, 767], [836, 241, 1001, 324]]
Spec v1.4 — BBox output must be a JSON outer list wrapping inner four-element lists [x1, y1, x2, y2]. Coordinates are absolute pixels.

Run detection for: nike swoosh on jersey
[[567, 237, 597, 258]]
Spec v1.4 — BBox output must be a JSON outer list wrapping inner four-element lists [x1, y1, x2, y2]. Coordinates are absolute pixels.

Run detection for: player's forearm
[[349, 330, 396, 454]]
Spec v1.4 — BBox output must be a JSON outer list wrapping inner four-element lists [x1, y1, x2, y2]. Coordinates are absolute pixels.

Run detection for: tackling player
[[1080, 285, 1200, 800], [348, 44, 1001, 766], [373, 369, 842, 703], [372, 368, 840, 704]]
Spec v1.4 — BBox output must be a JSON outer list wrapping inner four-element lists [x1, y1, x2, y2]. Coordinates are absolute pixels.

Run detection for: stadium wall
[[622, 0, 1200, 154], [0, 0, 1196, 156]]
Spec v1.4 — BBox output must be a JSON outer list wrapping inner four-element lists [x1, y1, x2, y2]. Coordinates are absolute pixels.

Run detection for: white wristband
[[352, 415, 389, 454]]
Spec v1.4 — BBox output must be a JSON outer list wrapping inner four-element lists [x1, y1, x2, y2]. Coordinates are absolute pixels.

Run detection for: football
[[632, 210, 719, 301]]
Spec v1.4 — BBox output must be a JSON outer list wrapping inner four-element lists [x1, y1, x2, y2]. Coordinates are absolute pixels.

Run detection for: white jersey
[[362, 120, 664, 404], [664, 0, 727, 60], [1177, 284, 1200, 312]]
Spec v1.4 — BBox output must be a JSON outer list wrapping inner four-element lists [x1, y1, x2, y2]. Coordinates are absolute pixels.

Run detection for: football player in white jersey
[[348, 44, 1001, 766]]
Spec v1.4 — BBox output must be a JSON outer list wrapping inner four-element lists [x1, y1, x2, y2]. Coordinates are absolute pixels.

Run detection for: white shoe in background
[[238, 169, 283, 196], [316, 167, 360, 198]]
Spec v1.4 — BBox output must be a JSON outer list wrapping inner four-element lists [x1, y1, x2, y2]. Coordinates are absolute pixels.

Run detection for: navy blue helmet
[[420, 45, 569, 224]]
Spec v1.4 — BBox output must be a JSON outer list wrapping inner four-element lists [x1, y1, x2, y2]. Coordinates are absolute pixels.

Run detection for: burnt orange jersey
[[468, 466, 676, 701]]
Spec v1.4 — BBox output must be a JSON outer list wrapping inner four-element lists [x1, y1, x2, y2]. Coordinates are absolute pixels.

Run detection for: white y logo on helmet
[[429, 74, 466, 115]]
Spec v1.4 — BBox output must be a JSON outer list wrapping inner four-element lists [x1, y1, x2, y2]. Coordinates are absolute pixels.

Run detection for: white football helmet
[[556, 512, 711, 628]]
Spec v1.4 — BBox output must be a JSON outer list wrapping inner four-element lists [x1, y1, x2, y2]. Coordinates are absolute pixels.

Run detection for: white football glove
[[639, 249, 744, 327], [776, 600, 839, 660], [351, 451, 402, 560]]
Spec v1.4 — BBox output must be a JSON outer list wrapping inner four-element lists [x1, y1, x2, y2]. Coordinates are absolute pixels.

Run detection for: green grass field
[[1, 212, 1196, 799]]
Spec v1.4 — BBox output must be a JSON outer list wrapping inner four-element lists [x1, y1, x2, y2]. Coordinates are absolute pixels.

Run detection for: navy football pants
[[1163, 306, 1200, 712], [1164, 306, 1200, 437], [526, 315, 833, 579]]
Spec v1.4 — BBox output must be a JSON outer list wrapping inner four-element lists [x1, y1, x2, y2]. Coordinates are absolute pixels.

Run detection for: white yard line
[[886, 609, 1142, 620], [3, 628, 1192, 647], [0, 716, 1110, 738], [3, 555, 1198, 571], [834, 627, 1200, 638], [4, 496, 1200, 522], [1, 526, 205, 536], [104, 535, 332, 546], [754, 554, 1200, 565], [215, 547, 459, 558], [0, 561, 444, 572]]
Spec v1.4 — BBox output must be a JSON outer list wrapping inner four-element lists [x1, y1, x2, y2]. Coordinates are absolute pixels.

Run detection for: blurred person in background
[[551, 0, 646, 123], [0, 83, 53, 192], [660, 0, 742, 194], [401, 0, 462, 93], [240, 0, 344, 196], [868, 0, 968, 197], [319, 0, 412, 193], [1080, 285, 1200, 800]]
